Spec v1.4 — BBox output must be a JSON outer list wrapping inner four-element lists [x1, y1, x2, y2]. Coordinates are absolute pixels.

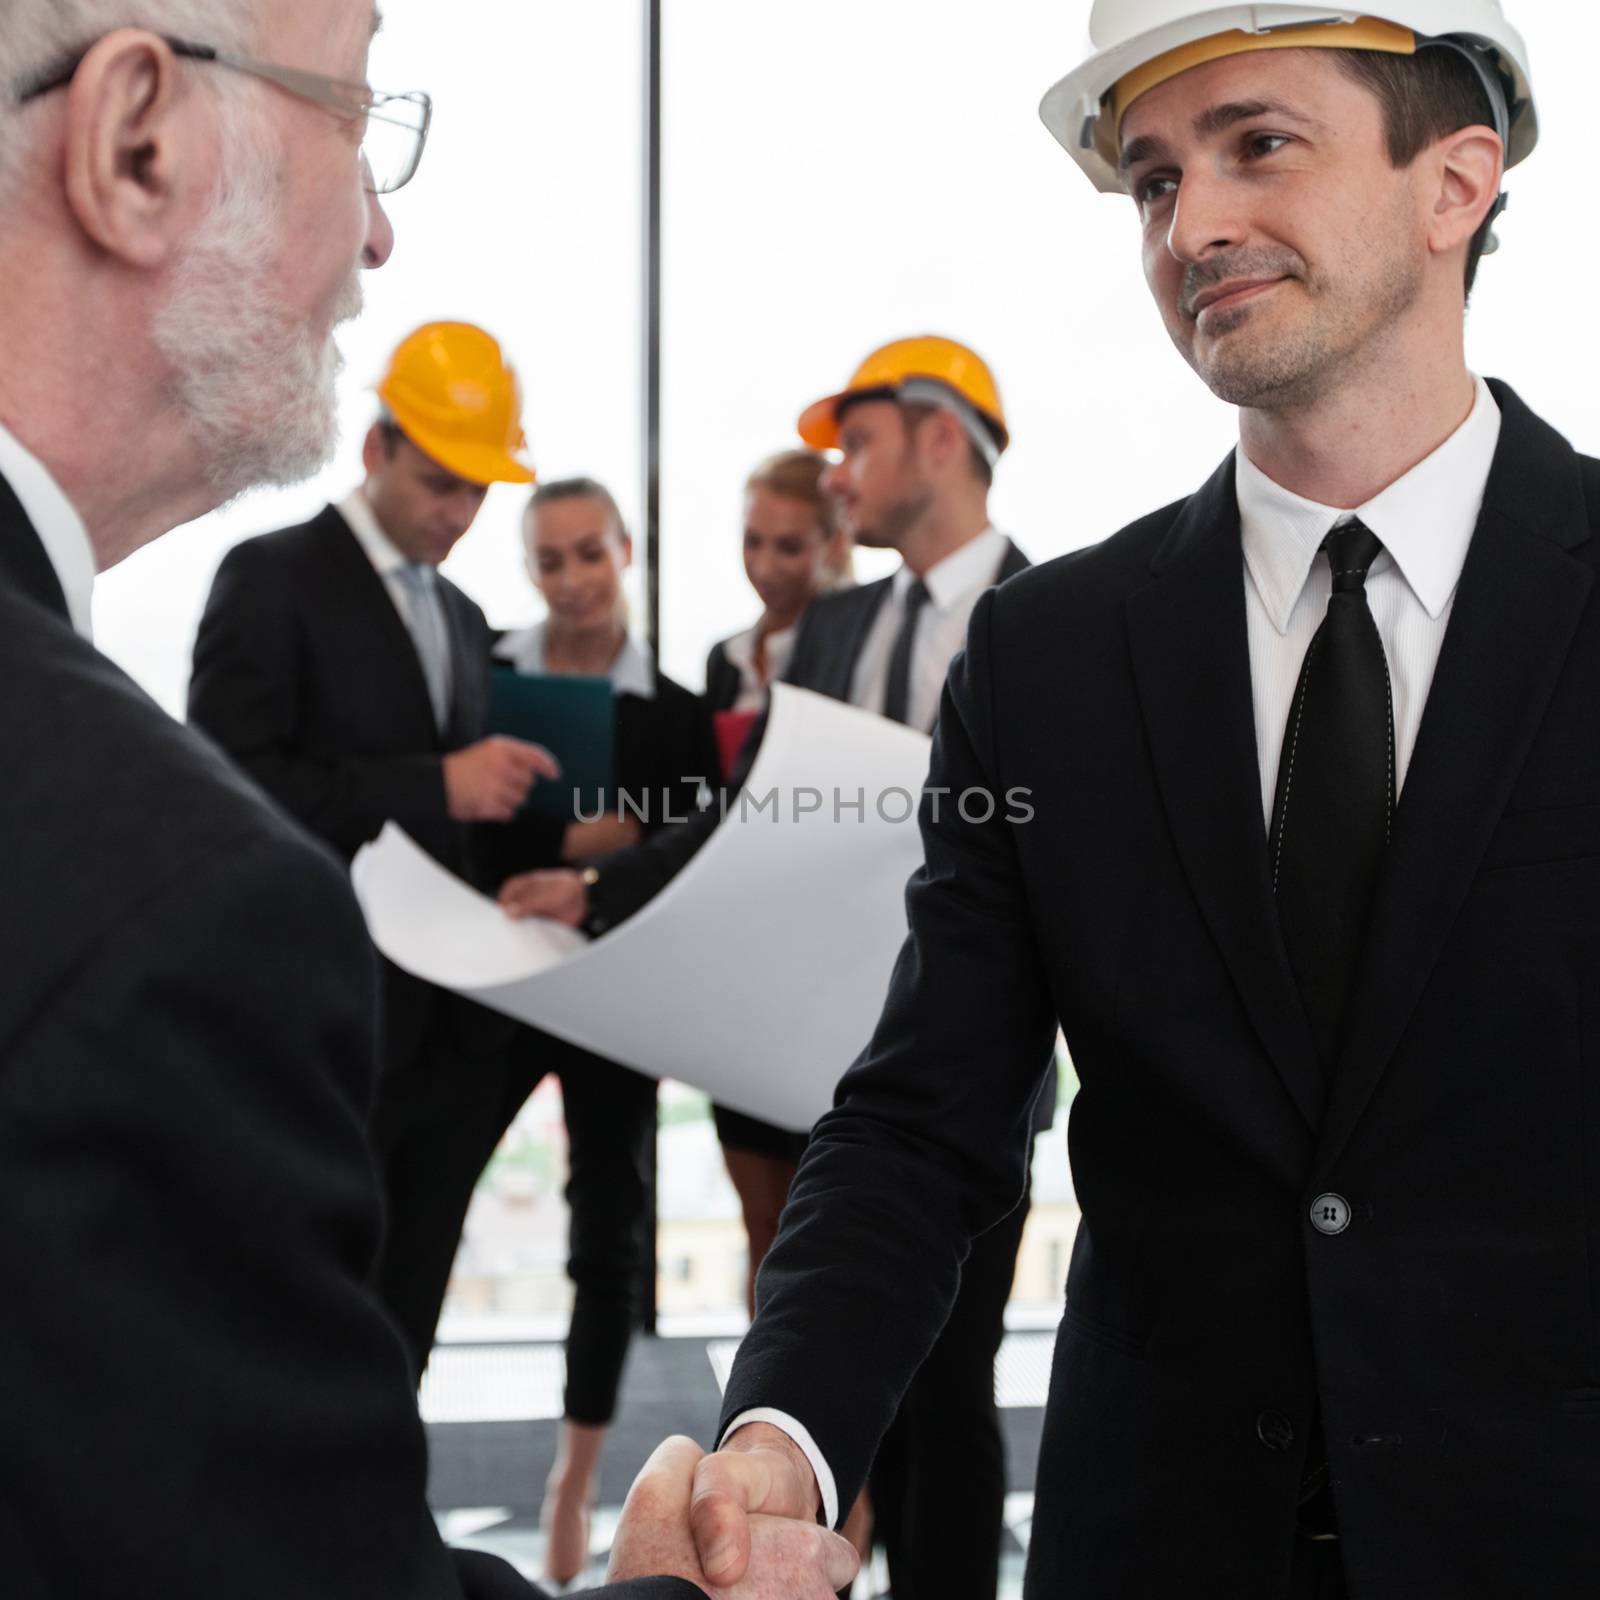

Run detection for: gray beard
[[152, 100, 362, 504]]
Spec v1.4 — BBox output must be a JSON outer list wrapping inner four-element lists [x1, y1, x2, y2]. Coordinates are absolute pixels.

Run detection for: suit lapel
[[1316, 383, 1595, 1171], [321, 508, 442, 748], [1127, 454, 1326, 1134], [997, 538, 1030, 582], [0, 474, 71, 622], [438, 579, 481, 748]]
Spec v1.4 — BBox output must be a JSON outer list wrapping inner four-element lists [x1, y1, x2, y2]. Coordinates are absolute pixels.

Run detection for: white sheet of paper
[[352, 685, 932, 1130]]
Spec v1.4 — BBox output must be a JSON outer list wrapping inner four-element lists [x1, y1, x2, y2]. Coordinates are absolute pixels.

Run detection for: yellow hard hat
[[376, 322, 536, 486], [798, 335, 1009, 464]]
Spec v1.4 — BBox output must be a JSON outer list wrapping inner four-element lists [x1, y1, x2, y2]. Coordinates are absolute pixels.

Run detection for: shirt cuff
[[719, 1407, 840, 1531]]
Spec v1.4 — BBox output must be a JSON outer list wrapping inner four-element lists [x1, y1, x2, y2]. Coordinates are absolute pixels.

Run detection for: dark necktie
[[1268, 520, 1395, 1074], [882, 578, 931, 726]]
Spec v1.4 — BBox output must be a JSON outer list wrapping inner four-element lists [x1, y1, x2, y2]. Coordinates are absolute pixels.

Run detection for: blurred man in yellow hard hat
[[798, 334, 1008, 561], [726, 334, 1045, 1600], [190, 319, 560, 1383]]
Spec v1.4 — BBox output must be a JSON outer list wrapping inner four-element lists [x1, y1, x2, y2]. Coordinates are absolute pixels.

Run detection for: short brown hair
[[898, 401, 996, 490], [1334, 46, 1502, 298], [745, 449, 852, 585]]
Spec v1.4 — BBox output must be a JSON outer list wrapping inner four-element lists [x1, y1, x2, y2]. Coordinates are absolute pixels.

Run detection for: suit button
[[1309, 1194, 1352, 1236], [1257, 1411, 1295, 1453]]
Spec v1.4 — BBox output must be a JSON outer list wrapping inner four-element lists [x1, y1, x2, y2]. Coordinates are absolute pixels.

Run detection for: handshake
[[609, 1425, 856, 1597]]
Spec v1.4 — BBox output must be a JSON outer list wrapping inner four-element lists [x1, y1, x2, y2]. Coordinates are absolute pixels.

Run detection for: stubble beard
[[1182, 232, 1424, 414], [852, 479, 935, 551], [153, 94, 363, 506]]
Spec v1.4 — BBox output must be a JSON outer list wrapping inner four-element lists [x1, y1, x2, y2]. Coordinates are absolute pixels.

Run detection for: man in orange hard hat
[[501, 333, 1049, 1599], [790, 335, 1053, 1600], [190, 319, 562, 1378]]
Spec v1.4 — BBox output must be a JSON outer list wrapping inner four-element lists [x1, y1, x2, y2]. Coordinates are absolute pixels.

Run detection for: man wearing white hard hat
[[661, 5, 1600, 1597]]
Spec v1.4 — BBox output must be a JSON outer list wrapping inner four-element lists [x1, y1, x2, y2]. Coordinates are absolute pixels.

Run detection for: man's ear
[[361, 424, 387, 477], [61, 30, 205, 269], [921, 407, 967, 476], [1428, 124, 1505, 261]]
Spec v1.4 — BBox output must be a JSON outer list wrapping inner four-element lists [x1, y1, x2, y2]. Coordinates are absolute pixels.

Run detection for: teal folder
[[487, 669, 616, 821]]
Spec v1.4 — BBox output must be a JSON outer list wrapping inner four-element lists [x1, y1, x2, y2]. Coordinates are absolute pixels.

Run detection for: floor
[[426, 1331, 1049, 1596]]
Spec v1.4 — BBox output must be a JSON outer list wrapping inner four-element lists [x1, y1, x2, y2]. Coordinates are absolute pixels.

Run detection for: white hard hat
[[1040, 3, 1537, 196]]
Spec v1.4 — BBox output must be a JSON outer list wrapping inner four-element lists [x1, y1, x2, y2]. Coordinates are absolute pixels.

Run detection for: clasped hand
[[609, 1430, 853, 1597]]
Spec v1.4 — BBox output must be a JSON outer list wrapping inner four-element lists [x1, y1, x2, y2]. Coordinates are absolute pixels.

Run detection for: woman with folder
[[703, 450, 853, 1315], [485, 477, 716, 1586]]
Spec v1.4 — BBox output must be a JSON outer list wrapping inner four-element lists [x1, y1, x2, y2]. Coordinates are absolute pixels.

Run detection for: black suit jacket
[[703, 637, 742, 716], [188, 504, 504, 1062], [721, 383, 1600, 1598], [0, 479, 697, 1600], [592, 537, 1029, 927]]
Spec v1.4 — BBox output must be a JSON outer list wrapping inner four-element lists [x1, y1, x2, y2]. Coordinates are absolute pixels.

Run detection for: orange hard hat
[[376, 322, 536, 486], [797, 335, 1009, 463]]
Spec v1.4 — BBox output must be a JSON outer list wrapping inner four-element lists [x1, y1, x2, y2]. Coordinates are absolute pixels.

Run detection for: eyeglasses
[[18, 35, 432, 195]]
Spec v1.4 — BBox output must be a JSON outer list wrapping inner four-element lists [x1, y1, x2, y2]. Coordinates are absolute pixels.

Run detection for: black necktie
[[882, 579, 931, 726], [1269, 520, 1395, 1073]]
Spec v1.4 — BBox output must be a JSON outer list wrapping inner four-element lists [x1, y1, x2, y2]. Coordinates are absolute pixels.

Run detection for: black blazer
[[188, 503, 490, 869], [592, 537, 1029, 927], [0, 479, 696, 1600], [720, 382, 1600, 1597], [188, 504, 505, 1062], [703, 637, 742, 716]]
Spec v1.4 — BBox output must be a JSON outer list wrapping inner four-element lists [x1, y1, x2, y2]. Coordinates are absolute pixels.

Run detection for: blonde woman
[[703, 451, 853, 1315]]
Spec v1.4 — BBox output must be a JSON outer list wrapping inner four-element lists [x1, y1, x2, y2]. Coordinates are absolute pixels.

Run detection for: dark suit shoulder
[[652, 665, 703, 712], [0, 594, 349, 1050], [785, 580, 890, 678], [1577, 450, 1600, 535], [803, 577, 891, 631], [219, 504, 351, 572], [995, 494, 1192, 614], [437, 569, 489, 625]]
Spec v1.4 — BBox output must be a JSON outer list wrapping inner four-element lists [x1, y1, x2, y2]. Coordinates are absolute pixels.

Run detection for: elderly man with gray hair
[[0, 4, 855, 1598]]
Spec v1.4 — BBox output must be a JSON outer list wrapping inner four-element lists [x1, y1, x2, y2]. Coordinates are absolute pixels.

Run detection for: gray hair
[[0, 1, 257, 207]]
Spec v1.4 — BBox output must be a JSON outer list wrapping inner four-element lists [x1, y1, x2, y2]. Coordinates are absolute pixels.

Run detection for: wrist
[[725, 1422, 821, 1518]]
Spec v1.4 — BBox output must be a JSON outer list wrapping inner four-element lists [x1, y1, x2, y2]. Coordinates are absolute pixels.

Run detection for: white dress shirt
[[848, 525, 1011, 732], [726, 384, 1502, 1529], [0, 421, 96, 639], [720, 621, 798, 712], [1240, 375, 1501, 823], [495, 618, 657, 700]]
